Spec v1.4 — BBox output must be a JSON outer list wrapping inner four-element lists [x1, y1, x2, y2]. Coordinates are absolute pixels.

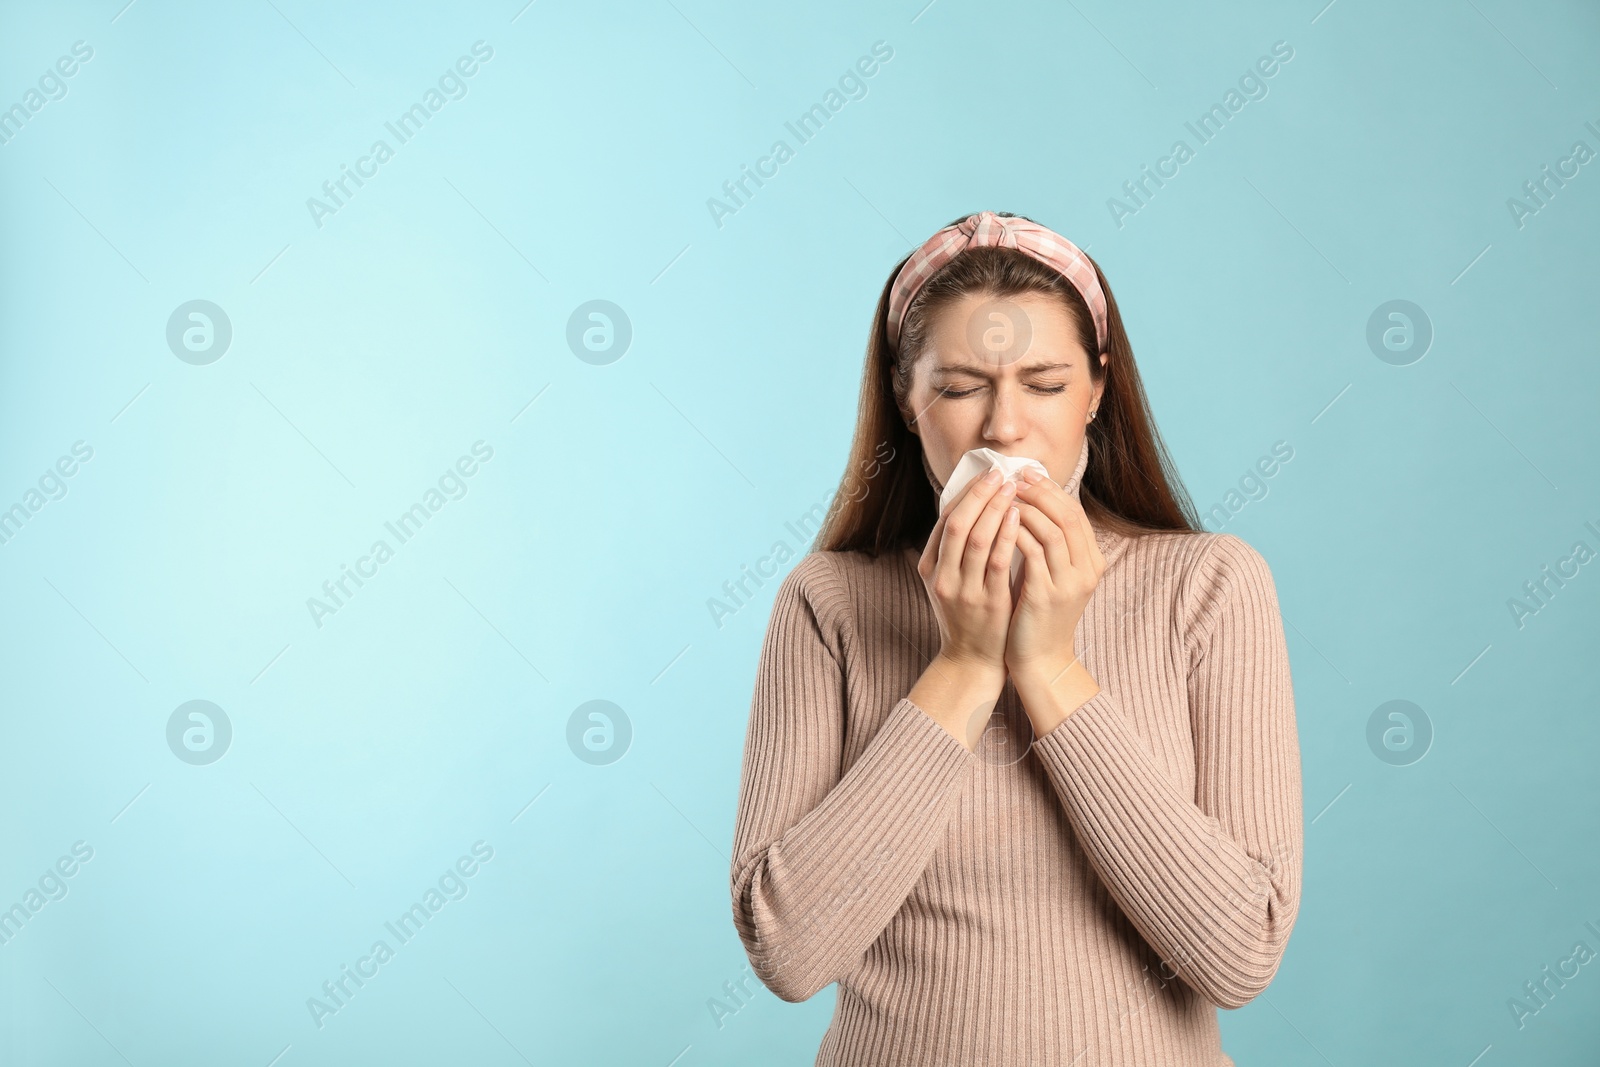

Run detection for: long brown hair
[[815, 211, 1205, 557]]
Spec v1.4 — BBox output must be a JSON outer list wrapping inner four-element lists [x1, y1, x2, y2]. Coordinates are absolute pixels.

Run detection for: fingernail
[[983, 469, 1001, 484]]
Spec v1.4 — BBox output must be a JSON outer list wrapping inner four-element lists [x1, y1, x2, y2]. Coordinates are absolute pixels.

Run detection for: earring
[[1087, 409, 1098, 422]]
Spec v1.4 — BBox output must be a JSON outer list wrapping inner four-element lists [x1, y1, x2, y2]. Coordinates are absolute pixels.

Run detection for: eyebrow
[[932, 361, 1074, 375]]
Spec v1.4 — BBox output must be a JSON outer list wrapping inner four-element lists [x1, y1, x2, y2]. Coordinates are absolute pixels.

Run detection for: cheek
[[1053, 384, 1093, 415], [909, 420, 963, 477], [916, 415, 973, 465]]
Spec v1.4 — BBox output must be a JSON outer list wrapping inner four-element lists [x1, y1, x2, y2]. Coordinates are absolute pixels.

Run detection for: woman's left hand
[[1004, 467, 1106, 686]]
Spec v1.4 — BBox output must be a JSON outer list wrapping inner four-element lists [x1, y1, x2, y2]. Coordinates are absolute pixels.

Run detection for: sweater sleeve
[[1027, 533, 1304, 1010], [729, 552, 976, 1003]]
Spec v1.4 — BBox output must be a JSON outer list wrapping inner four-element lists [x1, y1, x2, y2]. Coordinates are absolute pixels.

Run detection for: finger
[[985, 499, 1024, 598], [942, 466, 1000, 520], [940, 472, 1004, 577], [1016, 475, 1090, 575], [1011, 524, 1049, 607], [962, 479, 1017, 596], [918, 509, 947, 580], [1012, 512, 1046, 586], [1044, 485, 1094, 576], [984, 493, 1021, 596], [1013, 475, 1078, 562], [1014, 500, 1072, 580]]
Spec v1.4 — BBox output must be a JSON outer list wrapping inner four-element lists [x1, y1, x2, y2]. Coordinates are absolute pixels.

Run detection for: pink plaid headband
[[886, 211, 1108, 355]]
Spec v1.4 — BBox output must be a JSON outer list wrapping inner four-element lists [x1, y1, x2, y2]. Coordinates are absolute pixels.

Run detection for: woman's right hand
[[917, 467, 1021, 675]]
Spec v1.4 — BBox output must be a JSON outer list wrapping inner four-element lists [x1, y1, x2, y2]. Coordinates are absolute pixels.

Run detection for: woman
[[729, 210, 1302, 1066]]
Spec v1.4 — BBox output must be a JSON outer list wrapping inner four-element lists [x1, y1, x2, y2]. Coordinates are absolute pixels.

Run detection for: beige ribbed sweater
[[729, 491, 1303, 1066]]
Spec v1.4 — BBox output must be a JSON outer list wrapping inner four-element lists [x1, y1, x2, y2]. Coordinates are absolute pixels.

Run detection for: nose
[[982, 389, 1026, 446]]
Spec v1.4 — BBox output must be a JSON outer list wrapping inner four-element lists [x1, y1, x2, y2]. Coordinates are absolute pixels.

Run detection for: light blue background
[[1, 0, 1597, 1064]]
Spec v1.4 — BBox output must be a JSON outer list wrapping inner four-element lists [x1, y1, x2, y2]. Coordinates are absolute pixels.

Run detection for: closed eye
[[939, 385, 1067, 399]]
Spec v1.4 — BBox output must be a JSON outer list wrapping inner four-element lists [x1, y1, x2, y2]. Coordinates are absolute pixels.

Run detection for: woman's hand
[[1005, 467, 1106, 688], [917, 467, 1021, 676]]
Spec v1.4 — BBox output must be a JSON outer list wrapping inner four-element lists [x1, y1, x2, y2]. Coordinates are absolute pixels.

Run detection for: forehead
[[922, 291, 1088, 372]]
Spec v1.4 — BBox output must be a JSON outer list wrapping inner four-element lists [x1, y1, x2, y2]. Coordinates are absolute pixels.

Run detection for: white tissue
[[938, 448, 1051, 587], [938, 448, 1049, 513]]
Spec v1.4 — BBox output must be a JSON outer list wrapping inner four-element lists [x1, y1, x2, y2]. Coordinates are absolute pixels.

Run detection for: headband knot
[[959, 210, 1025, 249], [886, 211, 1108, 355]]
